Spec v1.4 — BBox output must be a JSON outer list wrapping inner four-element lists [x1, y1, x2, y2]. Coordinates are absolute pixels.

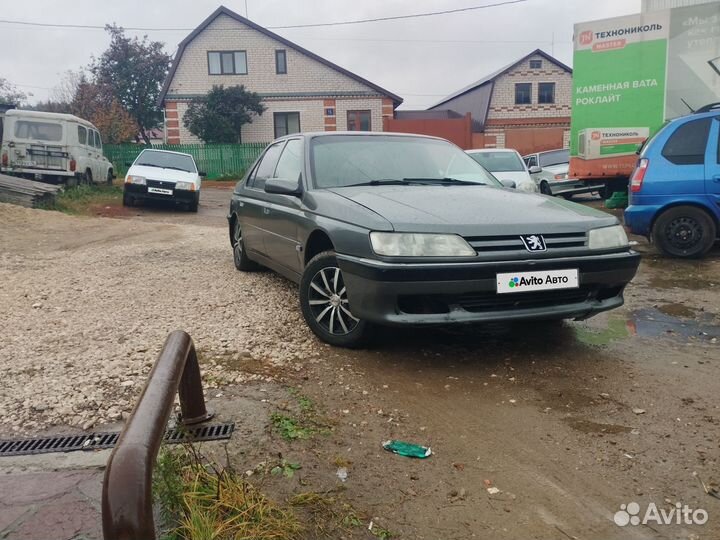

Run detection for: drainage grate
[[0, 422, 234, 457]]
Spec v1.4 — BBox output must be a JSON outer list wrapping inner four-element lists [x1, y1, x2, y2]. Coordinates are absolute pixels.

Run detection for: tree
[[71, 80, 137, 144], [90, 25, 171, 144], [0, 78, 29, 106], [184, 85, 266, 143]]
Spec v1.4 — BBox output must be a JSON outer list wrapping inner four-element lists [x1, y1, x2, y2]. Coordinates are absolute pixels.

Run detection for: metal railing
[[102, 330, 213, 540]]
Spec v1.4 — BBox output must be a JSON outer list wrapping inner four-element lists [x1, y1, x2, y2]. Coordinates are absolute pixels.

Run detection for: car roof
[[137, 148, 194, 158], [6, 109, 97, 129], [466, 148, 520, 154], [273, 131, 451, 143]]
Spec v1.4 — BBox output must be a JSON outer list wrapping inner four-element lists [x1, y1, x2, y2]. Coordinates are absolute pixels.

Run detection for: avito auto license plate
[[497, 269, 579, 294]]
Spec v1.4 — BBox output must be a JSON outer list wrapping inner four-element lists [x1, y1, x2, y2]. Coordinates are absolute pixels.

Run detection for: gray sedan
[[228, 132, 640, 347]]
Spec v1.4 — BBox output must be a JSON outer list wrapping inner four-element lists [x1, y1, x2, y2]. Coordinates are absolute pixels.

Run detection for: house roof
[[428, 49, 572, 110], [158, 6, 403, 107]]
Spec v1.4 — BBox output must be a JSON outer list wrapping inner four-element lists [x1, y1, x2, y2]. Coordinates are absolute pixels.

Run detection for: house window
[[538, 82, 555, 104], [347, 110, 371, 131], [529, 59, 542, 69], [208, 51, 247, 75], [515, 83, 531, 105], [274, 112, 301, 138], [275, 50, 287, 74]]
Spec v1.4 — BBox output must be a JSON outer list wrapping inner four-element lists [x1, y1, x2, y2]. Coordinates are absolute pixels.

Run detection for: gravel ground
[[0, 202, 321, 434]]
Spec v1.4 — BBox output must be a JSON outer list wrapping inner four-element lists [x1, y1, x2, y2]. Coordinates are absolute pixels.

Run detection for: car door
[[705, 117, 720, 209], [258, 138, 304, 273], [241, 141, 285, 257]]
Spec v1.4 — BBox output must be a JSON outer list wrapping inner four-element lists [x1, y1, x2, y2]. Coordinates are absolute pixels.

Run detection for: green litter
[[604, 191, 629, 209], [382, 440, 432, 459]]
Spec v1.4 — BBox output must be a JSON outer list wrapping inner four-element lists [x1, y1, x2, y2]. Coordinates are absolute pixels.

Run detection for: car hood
[[126, 165, 199, 184], [328, 185, 617, 235]]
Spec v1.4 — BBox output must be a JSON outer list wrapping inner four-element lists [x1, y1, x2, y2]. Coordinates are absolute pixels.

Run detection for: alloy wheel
[[307, 266, 358, 335]]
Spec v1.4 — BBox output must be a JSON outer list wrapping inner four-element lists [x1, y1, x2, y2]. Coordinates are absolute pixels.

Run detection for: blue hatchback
[[624, 107, 720, 258]]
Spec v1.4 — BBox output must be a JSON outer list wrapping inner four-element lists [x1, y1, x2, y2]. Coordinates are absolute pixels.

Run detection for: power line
[[0, 0, 530, 32]]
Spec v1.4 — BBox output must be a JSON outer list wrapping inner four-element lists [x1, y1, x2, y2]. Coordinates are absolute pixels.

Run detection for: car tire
[[300, 251, 370, 348], [122, 193, 133, 207], [539, 181, 552, 196], [232, 219, 260, 271], [188, 193, 199, 213], [81, 170, 92, 186], [106, 170, 114, 186], [652, 206, 716, 259]]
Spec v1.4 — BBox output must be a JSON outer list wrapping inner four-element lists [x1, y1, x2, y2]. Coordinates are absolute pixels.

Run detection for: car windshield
[[538, 150, 569, 167], [468, 151, 525, 172], [135, 150, 196, 173], [310, 135, 501, 188]]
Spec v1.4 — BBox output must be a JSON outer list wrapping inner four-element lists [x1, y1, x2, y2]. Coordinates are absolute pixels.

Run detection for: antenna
[[245, 0, 249, 19], [680, 98, 695, 113]]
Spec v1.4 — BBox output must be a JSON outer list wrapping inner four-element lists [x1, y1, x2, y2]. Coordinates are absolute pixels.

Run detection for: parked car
[[522, 149, 602, 198], [0, 109, 113, 186], [228, 132, 640, 347], [465, 148, 538, 192], [123, 149, 204, 212], [624, 107, 720, 258]]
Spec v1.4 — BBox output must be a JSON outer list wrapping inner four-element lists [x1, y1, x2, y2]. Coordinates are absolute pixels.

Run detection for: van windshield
[[14, 121, 63, 142], [135, 150, 197, 173]]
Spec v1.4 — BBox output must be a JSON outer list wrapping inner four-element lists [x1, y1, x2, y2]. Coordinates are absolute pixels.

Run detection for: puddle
[[574, 307, 720, 345], [565, 419, 632, 434]]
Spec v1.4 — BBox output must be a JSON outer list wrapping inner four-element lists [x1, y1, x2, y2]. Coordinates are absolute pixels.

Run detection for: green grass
[[153, 446, 302, 540], [44, 184, 122, 215], [270, 413, 316, 441]]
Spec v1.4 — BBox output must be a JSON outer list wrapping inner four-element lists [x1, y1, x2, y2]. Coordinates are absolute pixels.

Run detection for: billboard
[[569, 2, 720, 179]]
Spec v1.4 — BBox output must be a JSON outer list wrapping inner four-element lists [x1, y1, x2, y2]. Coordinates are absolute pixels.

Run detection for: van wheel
[[652, 206, 716, 258], [106, 170, 114, 186], [539, 181, 552, 195], [299, 251, 370, 348], [66, 176, 79, 189]]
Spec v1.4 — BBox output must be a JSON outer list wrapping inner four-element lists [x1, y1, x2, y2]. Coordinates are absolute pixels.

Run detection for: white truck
[[0, 110, 113, 186]]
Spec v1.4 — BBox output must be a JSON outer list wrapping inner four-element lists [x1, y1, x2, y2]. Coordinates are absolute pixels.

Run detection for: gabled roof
[[158, 6, 403, 107], [428, 49, 572, 109]]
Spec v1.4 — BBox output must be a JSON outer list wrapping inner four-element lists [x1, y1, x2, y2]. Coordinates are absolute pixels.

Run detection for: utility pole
[[245, 0, 249, 19]]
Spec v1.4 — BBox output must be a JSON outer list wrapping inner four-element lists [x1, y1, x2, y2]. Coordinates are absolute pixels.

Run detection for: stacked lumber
[[0, 174, 62, 208]]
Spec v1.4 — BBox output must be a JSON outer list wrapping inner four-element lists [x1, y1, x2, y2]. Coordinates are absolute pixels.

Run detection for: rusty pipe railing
[[102, 330, 213, 540]]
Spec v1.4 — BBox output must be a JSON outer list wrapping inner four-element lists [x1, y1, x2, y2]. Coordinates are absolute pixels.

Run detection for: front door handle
[[713, 175, 720, 183], [263, 208, 270, 215]]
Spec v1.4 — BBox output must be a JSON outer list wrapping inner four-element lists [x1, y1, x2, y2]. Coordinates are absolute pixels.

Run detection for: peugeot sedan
[[228, 133, 640, 347]]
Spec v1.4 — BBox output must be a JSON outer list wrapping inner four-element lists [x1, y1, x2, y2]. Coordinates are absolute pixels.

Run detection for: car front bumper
[[124, 184, 197, 203], [337, 250, 640, 326]]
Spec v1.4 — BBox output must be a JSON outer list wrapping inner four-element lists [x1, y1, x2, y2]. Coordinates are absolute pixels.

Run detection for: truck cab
[[1, 109, 113, 186]]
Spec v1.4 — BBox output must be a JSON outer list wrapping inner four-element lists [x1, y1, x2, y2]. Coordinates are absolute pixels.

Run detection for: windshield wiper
[[136, 162, 162, 168], [343, 179, 409, 187], [403, 177, 485, 185]]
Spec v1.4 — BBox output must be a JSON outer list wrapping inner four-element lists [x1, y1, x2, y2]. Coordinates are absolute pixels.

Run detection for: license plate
[[17, 160, 36, 167], [497, 269, 579, 294], [148, 187, 173, 195]]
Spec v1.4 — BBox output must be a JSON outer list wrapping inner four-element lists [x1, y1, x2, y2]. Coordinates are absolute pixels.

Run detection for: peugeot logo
[[520, 234, 546, 252]]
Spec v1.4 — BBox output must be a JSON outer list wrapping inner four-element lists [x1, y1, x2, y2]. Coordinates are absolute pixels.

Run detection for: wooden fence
[[104, 143, 268, 180]]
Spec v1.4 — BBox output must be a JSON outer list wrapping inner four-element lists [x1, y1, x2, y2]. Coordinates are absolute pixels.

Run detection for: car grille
[[146, 179, 175, 190], [464, 232, 587, 255], [456, 287, 594, 312]]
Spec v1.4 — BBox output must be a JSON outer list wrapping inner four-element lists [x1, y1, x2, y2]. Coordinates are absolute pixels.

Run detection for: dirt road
[[1, 189, 719, 539]]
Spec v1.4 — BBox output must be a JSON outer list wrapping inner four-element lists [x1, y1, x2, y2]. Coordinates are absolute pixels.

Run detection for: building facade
[[428, 50, 572, 154], [158, 6, 402, 144]]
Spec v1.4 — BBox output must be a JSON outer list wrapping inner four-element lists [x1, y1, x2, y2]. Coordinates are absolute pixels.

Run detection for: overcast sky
[[1, 0, 640, 109]]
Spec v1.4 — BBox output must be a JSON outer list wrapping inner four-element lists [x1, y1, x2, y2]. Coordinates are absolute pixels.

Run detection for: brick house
[[158, 6, 402, 144], [427, 49, 572, 154]]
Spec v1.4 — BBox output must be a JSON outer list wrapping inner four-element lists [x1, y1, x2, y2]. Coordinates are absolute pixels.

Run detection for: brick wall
[[165, 13, 392, 142], [487, 53, 572, 121]]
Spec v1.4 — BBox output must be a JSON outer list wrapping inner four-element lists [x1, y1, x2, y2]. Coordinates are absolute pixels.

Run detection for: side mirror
[[264, 177, 302, 196], [500, 179, 517, 189], [198, 171, 207, 177], [528, 166, 542, 174]]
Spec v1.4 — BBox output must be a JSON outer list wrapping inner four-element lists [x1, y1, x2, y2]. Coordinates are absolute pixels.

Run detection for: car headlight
[[125, 175, 145, 185], [588, 225, 629, 250], [175, 181, 195, 191], [370, 232, 476, 257]]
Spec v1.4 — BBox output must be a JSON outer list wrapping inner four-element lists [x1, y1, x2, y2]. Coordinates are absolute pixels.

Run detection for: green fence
[[104, 143, 268, 180]]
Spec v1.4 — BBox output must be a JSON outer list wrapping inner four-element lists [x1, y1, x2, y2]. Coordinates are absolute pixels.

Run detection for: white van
[[0, 110, 113, 186]]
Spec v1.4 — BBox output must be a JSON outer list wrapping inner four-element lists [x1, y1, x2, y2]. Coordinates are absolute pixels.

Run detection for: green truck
[[569, 2, 720, 196]]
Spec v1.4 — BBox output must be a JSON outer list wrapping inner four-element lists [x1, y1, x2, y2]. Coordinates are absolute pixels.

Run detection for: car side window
[[95, 131, 102, 149], [525, 155, 537, 167], [662, 118, 711, 165], [273, 139, 303, 182], [251, 142, 285, 190], [77, 126, 87, 145]]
